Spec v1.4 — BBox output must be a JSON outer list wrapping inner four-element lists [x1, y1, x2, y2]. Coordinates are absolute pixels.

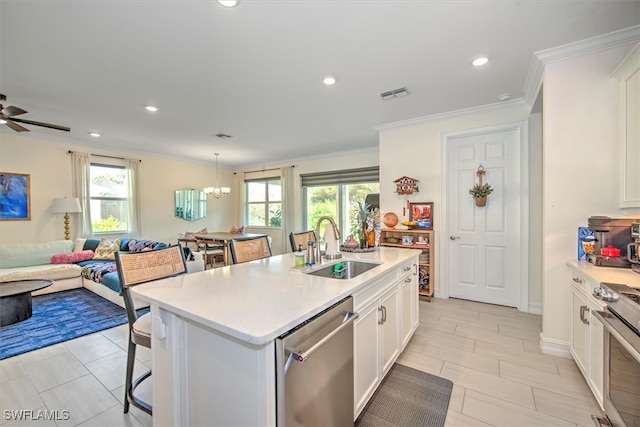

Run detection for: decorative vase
[[343, 235, 360, 249], [360, 224, 369, 249], [475, 196, 487, 207], [367, 230, 376, 247]]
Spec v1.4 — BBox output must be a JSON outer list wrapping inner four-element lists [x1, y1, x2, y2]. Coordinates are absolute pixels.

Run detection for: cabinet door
[[354, 301, 380, 416], [571, 289, 588, 376], [380, 287, 400, 376], [588, 300, 604, 407], [400, 274, 417, 350]]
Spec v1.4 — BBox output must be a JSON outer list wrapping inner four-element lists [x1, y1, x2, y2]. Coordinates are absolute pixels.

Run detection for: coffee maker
[[586, 216, 640, 268], [628, 222, 640, 274]]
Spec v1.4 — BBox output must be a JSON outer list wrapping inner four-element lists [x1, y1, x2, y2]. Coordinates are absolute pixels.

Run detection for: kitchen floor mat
[[355, 363, 453, 427]]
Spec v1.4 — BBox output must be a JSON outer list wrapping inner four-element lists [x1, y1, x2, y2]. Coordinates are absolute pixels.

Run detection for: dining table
[[193, 232, 268, 267]]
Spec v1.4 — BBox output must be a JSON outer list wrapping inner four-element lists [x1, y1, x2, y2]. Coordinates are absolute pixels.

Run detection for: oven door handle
[[592, 310, 640, 363]]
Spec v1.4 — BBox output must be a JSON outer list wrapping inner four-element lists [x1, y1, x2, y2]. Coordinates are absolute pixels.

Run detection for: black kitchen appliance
[[586, 216, 640, 268]]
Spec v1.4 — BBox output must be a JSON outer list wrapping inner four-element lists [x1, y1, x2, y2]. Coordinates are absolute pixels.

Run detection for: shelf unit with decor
[[380, 228, 433, 301]]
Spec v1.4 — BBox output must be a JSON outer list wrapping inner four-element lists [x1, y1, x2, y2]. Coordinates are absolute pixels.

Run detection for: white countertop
[[565, 259, 640, 288], [131, 247, 421, 346]]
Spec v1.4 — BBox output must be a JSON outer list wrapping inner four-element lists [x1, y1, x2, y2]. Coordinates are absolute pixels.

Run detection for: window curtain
[[125, 158, 141, 238], [235, 172, 246, 227], [71, 151, 93, 237], [281, 165, 295, 252]]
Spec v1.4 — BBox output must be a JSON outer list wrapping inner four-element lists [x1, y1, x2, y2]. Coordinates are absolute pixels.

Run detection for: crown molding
[[374, 98, 529, 132], [376, 25, 640, 131], [523, 25, 640, 106]]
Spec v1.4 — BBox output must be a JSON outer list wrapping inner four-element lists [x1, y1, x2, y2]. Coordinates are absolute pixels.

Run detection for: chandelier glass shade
[[204, 153, 230, 199]]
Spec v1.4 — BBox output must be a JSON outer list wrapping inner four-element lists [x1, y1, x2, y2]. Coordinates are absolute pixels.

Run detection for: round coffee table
[[0, 279, 53, 326]]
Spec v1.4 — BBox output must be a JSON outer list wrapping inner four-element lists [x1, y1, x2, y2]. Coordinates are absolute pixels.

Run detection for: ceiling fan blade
[[5, 120, 30, 132], [10, 117, 70, 132], [2, 105, 28, 118]]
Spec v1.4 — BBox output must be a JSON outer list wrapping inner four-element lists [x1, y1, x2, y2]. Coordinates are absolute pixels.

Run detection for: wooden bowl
[[383, 212, 399, 228]]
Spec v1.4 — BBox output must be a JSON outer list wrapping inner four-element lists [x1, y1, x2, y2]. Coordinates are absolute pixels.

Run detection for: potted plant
[[469, 183, 493, 207]]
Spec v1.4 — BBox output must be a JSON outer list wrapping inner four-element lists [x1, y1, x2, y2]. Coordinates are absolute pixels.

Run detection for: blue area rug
[[0, 288, 148, 360]]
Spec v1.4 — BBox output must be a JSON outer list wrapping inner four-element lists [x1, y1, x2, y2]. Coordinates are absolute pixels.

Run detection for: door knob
[[450, 235, 460, 240]]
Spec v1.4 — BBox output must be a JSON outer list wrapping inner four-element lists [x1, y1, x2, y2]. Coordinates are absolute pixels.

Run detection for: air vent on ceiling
[[379, 86, 409, 101], [216, 133, 233, 139]]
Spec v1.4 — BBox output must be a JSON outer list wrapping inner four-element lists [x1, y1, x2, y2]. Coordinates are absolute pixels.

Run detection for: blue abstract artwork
[[0, 172, 30, 220]]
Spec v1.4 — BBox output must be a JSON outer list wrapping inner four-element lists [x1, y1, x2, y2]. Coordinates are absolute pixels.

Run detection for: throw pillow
[[128, 239, 161, 252], [184, 227, 207, 240], [51, 250, 95, 264], [93, 238, 121, 260], [73, 238, 87, 252], [230, 225, 244, 234]]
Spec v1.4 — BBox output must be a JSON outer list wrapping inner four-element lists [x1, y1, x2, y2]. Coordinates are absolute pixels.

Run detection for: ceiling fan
[[0, 94, 70, 132]]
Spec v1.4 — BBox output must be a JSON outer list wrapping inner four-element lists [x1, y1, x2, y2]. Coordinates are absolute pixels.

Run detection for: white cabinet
[[400, 264, 418, 350], [612, 42, 640, 208], [568, 269, 606, 407], [570, 287, 588, 374], [353, 257, 419, 418]]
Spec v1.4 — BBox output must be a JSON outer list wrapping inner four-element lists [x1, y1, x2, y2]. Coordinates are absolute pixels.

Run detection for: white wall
[[541, 44, 640, 350], [0, 133, 237, 244], [0, 132, 379, 255], [378, 104, 532, 301]]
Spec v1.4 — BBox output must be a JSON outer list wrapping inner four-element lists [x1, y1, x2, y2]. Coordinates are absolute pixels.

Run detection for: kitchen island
[[131, 247, 421, 426]]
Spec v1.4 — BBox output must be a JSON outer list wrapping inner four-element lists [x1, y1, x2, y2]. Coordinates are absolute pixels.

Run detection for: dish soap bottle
[[306, 240, 316, 266], [295, 244, 305, 268]]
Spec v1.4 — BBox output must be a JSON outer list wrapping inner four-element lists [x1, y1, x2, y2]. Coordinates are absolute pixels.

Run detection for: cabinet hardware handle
[[288, 311, 359, 364], [378, 306, 384, 325], [413, 263, 418, 276], [579, 305, 590, 325], [450, 235, 460, 240], [381, 305, 387, 324], [404, 266, 411, 272], [405, 277, 412, 283], [572, 277, 582, 283]]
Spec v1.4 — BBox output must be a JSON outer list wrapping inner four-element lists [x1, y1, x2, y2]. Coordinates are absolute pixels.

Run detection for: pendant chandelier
[[204, 153, 230, 199]]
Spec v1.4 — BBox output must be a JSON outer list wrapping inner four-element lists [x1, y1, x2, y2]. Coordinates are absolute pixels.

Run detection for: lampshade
[[52, 197, 82, 213]]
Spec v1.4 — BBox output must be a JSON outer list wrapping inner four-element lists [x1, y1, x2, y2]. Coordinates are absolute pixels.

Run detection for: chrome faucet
[[315, 216, 343, 261]]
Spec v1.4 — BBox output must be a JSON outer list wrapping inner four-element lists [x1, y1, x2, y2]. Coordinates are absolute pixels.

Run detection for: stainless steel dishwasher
[[276, 296, 358, 427]]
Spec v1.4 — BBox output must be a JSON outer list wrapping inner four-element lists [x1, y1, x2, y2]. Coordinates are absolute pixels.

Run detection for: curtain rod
[[67, 150, 141, 162], [234, 165, 295, 175]]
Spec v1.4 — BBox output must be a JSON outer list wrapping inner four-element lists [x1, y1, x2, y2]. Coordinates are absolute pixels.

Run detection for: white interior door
[[446, 127, 520, 307]]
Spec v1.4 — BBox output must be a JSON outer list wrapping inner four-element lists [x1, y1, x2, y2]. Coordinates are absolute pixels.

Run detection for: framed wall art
[[0, 172, 31, 220], [409, 202, 433, 230]]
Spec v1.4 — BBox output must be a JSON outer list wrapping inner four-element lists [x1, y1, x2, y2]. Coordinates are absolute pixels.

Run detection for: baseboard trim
[[527, 303, 542, 315], [540, 334, 572, 358]]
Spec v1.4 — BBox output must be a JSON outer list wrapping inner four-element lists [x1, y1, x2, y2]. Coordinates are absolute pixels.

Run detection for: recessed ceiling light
[[89, 132, 101, 137], [472, 57, 489, 67], [145, 105, 158, 112], [217, 0, 239, 7], [323, 75, 336, 85], [0, 119, 7, 124]]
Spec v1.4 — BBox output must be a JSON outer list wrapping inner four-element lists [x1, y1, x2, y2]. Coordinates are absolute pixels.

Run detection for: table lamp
[[52, 197, 82, 240]]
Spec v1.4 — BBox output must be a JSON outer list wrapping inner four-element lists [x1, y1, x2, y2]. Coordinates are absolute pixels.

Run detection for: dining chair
[[115, 244, 188, 416], [289, 230, 318, 252], [229, 236, 272, 264]]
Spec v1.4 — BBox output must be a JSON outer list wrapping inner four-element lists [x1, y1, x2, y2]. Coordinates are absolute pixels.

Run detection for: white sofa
[[0, 240, 204, 308]]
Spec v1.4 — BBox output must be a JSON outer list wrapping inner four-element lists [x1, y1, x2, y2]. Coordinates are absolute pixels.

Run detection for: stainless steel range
[[592, 283, 640, 427]]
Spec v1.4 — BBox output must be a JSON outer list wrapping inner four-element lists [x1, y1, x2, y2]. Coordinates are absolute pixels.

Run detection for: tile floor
[[0, 297, 602, 426]]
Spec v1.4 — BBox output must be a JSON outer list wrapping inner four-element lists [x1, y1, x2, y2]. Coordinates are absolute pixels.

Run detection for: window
[[301, 167, 379, 240], [90, 163, 130, 233], [246, 178, 282, 227]]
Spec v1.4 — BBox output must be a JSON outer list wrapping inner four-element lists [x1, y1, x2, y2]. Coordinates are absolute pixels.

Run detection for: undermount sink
[[305, 260, 382, 280]]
